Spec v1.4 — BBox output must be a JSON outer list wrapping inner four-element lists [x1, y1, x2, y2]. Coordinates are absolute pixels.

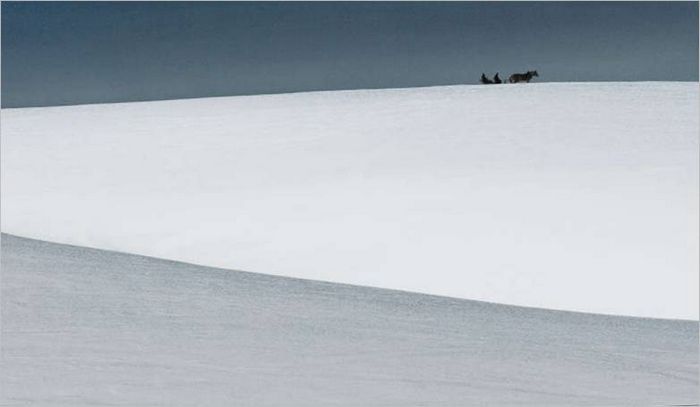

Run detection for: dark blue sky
[[2, 1, 698, 107]]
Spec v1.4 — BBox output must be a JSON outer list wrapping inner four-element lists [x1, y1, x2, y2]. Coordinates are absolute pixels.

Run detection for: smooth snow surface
[[1, 234, 697, 406], [2, 82, 698, 319]]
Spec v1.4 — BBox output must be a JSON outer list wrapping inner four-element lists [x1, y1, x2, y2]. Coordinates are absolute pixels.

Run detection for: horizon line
[[3, 79, 697, 110]]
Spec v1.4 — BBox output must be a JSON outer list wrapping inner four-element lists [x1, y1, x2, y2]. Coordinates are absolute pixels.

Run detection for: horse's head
[[530, 70, 539, 77]]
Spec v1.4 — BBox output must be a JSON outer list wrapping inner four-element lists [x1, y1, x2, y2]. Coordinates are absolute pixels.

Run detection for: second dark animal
[[509, 70, 539, 83]]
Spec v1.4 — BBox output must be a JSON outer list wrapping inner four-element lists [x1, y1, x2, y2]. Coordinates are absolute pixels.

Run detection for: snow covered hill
[[2, 82, 698, 319], [1, 234, 697, 406]]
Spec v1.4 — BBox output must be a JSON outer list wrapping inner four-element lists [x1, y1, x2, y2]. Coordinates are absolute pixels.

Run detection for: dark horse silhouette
[[493, 73, 502, 84], [509, 70, 539, 83], [480, 73, 494, 84]]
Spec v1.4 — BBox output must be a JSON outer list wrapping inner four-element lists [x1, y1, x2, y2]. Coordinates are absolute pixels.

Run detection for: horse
[[508, 70, 538, 83], [480, 73, 494, 84], [493, 73, 502, 84]]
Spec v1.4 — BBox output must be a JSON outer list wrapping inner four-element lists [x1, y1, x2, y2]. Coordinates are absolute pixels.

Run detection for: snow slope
[[2, 82, 698, 319], [1, 234, 697, 406]]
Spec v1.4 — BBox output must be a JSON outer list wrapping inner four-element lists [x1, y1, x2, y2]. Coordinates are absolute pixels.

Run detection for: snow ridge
[[2, 82, 698, 319]]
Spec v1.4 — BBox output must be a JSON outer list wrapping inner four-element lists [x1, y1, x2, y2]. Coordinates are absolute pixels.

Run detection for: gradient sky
[[2, 1, 698, 107]]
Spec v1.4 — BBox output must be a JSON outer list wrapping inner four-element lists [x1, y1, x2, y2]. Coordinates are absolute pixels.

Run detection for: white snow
[[1, 234, 697, 406], [2, 82, 698, 319]]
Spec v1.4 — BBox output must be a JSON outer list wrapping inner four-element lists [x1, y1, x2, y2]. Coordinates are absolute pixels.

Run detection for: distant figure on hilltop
[[480, 73, 494, 84], [493, 73, 502, 84], [509, 70, 539, 83]]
